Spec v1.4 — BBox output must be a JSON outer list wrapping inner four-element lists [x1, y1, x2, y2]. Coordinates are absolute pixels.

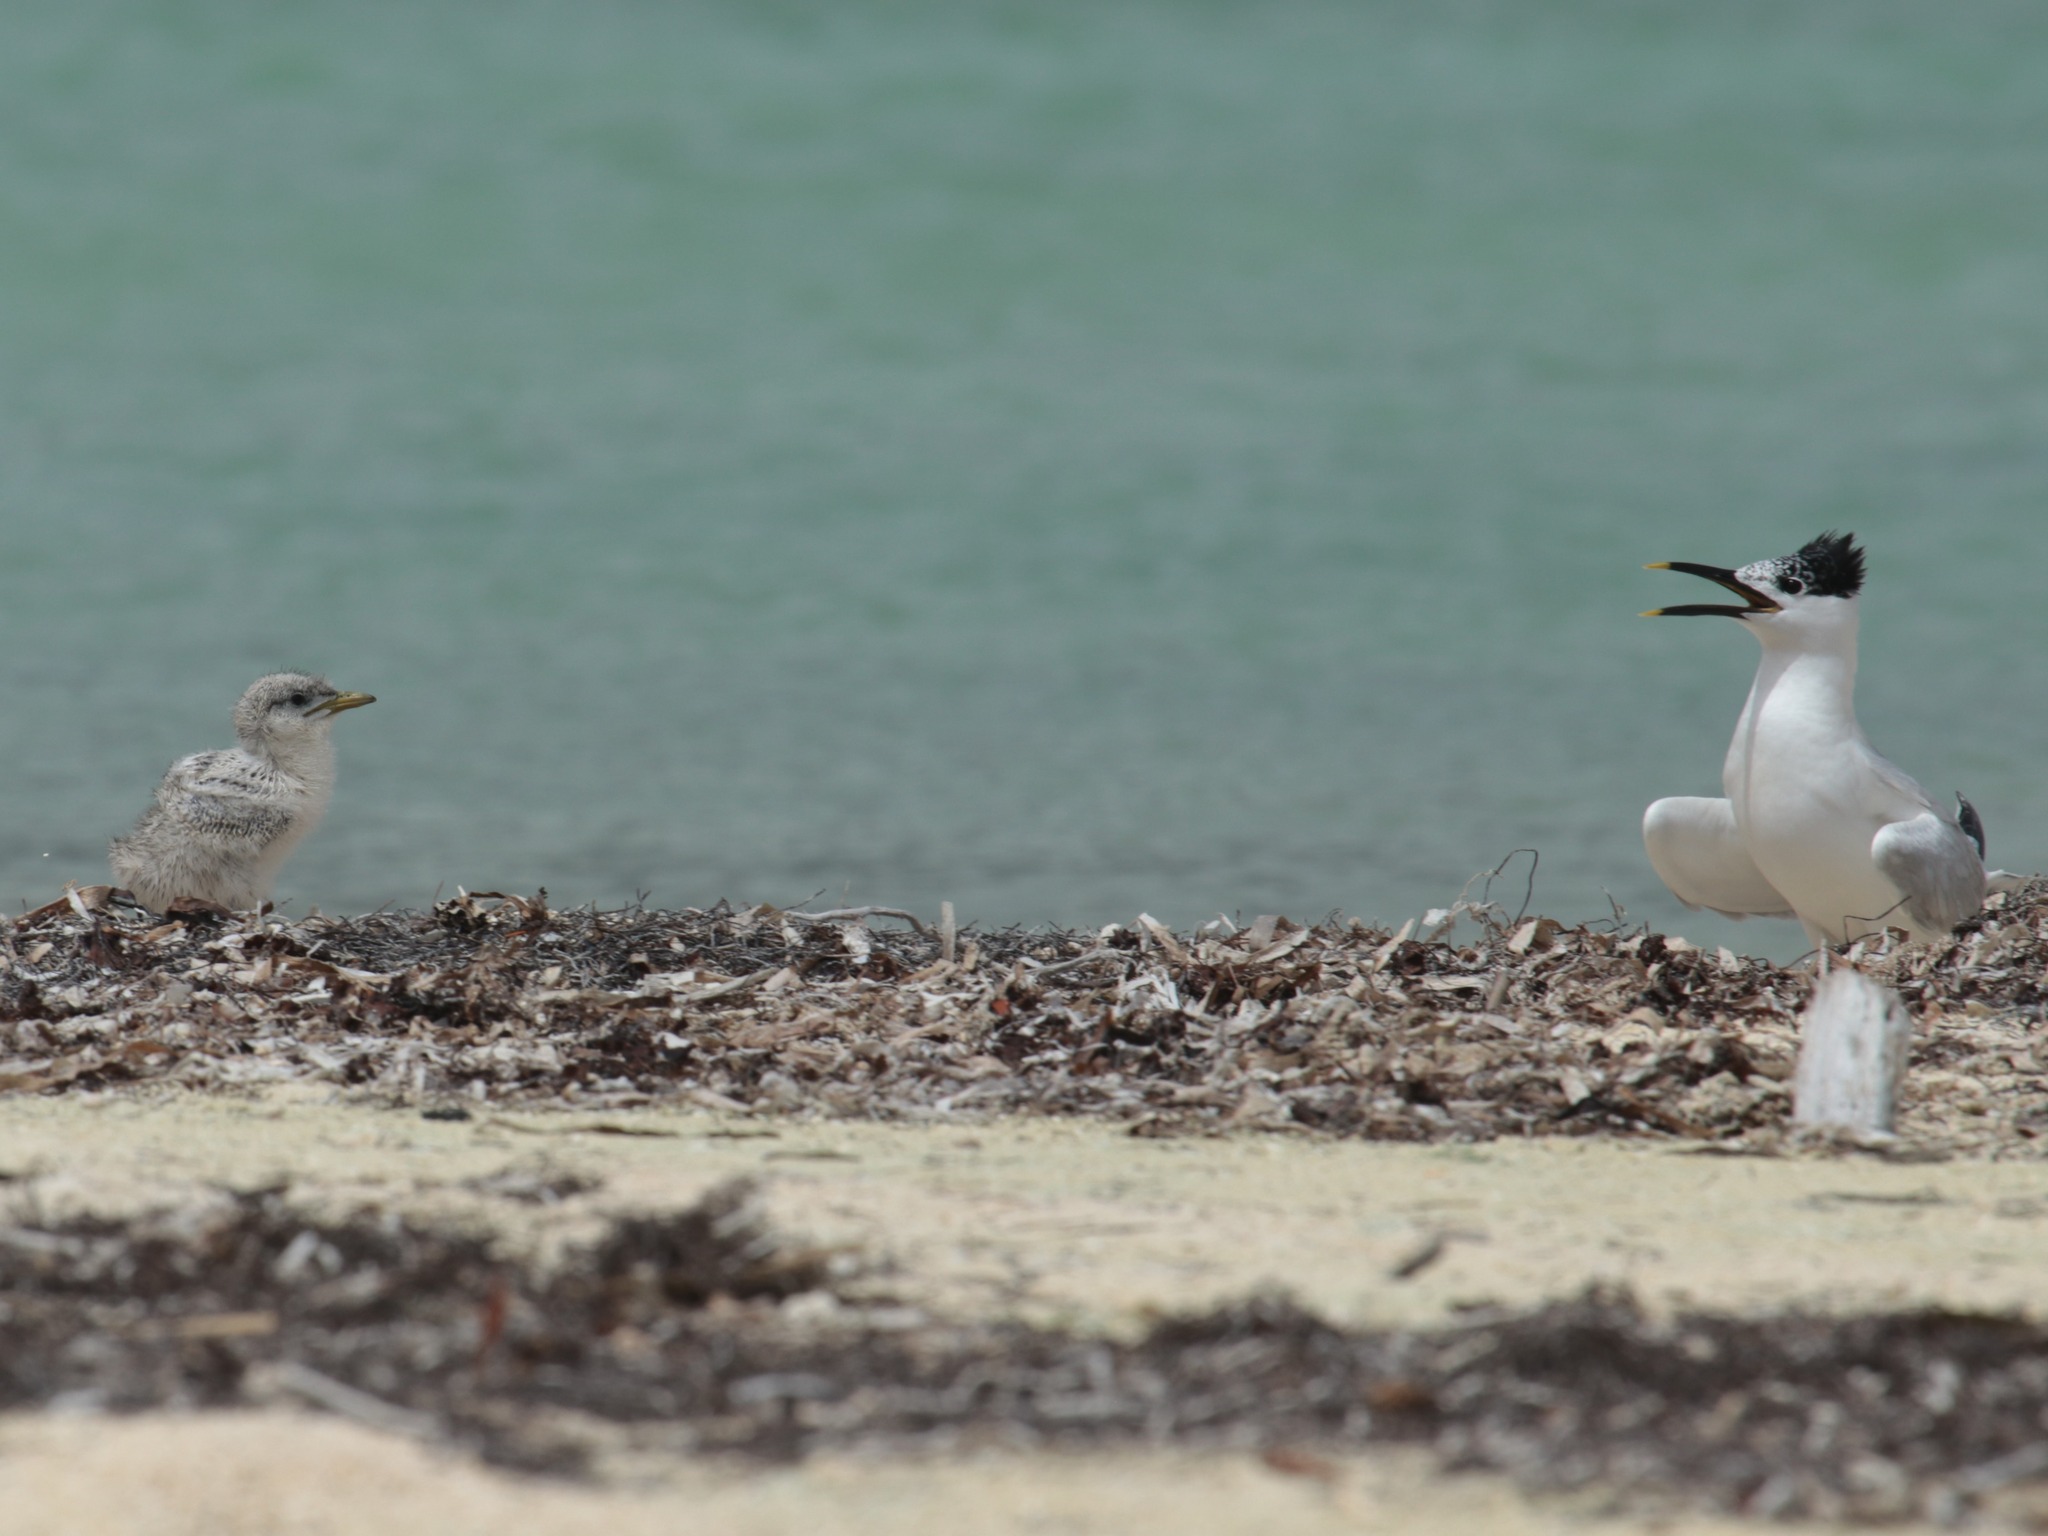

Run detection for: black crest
[[1767, 530, 1865, 599]]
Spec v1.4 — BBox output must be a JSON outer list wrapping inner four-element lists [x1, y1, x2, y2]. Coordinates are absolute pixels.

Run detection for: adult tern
[[1641, 531, 1992, 950]]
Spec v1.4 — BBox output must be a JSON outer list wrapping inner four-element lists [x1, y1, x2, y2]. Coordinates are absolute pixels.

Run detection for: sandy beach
[[4, 1092, 2048, 1532], [4, 893, 2048, 1529], [6, 1093, 2048, 1332], [2, 1410, 1947, 1536]]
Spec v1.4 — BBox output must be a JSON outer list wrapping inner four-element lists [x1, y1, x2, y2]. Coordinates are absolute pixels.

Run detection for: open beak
[[1640, 562, 1781, 619], [309, 691, 376, 716]]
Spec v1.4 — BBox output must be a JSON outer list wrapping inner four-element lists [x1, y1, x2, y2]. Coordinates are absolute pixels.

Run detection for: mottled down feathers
[[110, 672, 373, 912]]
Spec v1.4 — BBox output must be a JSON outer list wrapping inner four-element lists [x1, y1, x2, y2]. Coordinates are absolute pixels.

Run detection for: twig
[[1478, 848, 1541, 927], [1027, 948, 1122, 983], [785, 906, 932, 939], [262, 1361, 441, 1441], [1590, 891, 1633, 934], [679, 968, 777, 1004], [1388, 1233, 1447, 1280]]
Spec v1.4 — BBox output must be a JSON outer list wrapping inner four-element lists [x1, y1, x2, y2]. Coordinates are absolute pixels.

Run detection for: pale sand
[[4, 1089, 2047, 1533], [3, 1089, 2045, 1331], [0, 1411, 1930, 1536]]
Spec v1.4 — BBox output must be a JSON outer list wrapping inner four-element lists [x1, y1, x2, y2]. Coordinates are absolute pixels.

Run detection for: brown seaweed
[[2, 883, 2045, 1154], [1, 1181, 2044, 1521]]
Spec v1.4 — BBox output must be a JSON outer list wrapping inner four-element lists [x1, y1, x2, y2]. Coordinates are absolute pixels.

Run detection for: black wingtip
[[1956, 792, 1986, 859]]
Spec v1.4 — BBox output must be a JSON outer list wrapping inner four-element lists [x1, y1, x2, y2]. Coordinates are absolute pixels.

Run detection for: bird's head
[[233, 671, 376, 754], [1642, 530, 1864, 647]]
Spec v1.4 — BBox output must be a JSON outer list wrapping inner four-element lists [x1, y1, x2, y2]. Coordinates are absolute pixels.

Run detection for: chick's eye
[[288, 693, 309, 708]]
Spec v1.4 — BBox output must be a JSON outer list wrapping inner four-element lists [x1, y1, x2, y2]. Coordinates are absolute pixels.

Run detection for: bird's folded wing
[[157, 753, 298, 841], [1857, 745, 1939, 818], [1871, 813, 1986, 935], [1643, 796, 1794, 919]]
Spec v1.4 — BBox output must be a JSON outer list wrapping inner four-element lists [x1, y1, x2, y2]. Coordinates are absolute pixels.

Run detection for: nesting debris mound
[[2, 884, 2044, 1152], [2, 1183, 2046, 1522]]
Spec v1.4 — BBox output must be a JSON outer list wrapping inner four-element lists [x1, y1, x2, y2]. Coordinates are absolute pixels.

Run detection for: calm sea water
[[4, 2, 2046, 957]]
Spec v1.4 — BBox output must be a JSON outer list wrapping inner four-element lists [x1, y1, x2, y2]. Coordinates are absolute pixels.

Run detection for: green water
[[4, 3, 2047, 956]]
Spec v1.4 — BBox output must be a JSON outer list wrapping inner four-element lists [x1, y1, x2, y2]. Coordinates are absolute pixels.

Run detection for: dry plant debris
[[0, 883, 2045, 1152], [1, 1181, 2046, 1523]]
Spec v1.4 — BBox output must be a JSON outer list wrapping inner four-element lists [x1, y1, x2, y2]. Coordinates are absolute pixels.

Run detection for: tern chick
[[1641, 531, 1992, 950], [110, 672, 375, 912]]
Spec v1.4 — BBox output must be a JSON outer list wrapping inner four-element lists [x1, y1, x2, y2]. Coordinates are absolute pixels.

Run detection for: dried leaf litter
[[3, 1181, 2048, 1523], [7, 886, 2048, 1521], [0, 882, 2043, 1154]]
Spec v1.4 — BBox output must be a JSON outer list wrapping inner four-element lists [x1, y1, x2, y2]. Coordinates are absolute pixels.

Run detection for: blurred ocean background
[[3, 1, 2046, 957]]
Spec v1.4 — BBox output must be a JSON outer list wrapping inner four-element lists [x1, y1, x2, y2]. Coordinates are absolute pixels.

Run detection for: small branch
[[785, 906, 932, 938], [678, 968, 777, 1004], [1028, 948, 1122, 983], [260, 1361, 441, 1441]]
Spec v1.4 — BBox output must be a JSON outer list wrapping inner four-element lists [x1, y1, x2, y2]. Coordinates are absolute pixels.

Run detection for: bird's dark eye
[[1780, 577, 1805, 594], [288, 693, 309, 708]]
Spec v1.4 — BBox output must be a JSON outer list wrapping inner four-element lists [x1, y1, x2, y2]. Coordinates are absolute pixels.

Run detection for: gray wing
[[1643, 796, 1795, 919], [1871, 812, 1986, 935], [151, 751, 297, 842], [1858, 744, 1936, 802]]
